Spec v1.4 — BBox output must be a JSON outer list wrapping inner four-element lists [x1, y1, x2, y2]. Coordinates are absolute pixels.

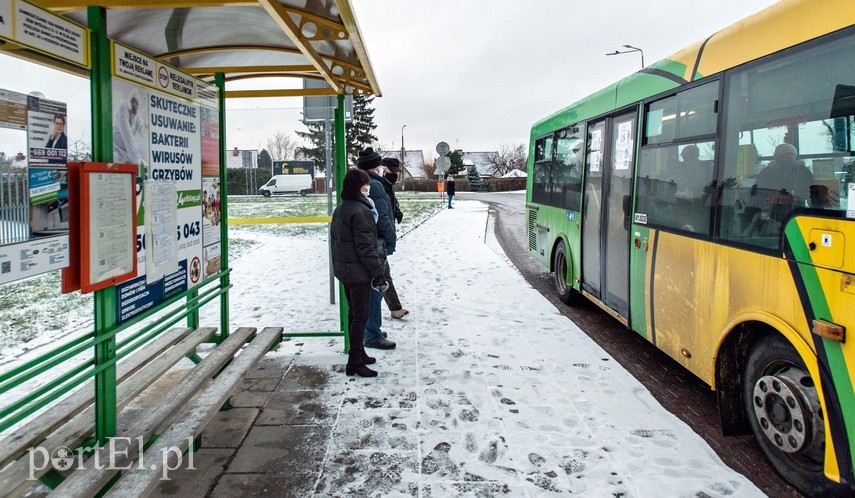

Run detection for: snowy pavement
[[195, 199, 765, 497]]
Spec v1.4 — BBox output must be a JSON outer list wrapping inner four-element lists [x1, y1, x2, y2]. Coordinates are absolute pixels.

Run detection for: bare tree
[[489, 143, 527, 176], [68, 135, 92, 161], [266, 130, 297, 161], [422, 156, 436, 177]]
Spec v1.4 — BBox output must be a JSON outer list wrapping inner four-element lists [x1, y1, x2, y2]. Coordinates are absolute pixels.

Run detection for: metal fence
[[0, 169, 29, 245]]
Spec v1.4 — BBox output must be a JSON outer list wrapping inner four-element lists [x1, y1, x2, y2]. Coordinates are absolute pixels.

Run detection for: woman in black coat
[[330, 168, 387, 377]]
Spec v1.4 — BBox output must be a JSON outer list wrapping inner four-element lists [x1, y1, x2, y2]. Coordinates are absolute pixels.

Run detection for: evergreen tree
[[467, 164, 482, 192], [258, 149, 272, 175], [447, 149, 465, 175], [295, 122, 326, 171], [295, 94, 378, 170], [347, 95, 378, 165]]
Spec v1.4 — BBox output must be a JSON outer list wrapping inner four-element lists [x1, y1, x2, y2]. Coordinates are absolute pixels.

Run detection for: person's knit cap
[[381, 157, 401, 172], [774, 143, 797, 158], [357, 147, 382, 170]]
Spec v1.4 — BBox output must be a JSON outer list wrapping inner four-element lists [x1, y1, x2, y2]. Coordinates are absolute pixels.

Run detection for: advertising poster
[[0, 88, 69, 285], [202, 176, 221, 246], [11, 0, 87, 67], [200, 106, 220, 177], [203, 241, 221, 281], [27, 95, 67, 167], [111, 62, 205, 323]]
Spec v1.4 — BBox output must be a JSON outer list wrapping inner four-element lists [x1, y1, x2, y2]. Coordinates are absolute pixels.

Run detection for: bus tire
[[743, 334, 848, 497], [553, 240, 579, 305]]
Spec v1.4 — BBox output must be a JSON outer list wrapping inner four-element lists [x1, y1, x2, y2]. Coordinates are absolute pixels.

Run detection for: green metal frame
[[88, 6, 118, 444], [281, 94, 350, 350], [0, 11, 351, 491]]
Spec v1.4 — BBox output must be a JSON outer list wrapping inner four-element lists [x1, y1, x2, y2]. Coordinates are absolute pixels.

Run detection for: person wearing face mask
[[330, 168, 388, 377], [379, 158, 409, 320], [356, 147, 397, 349]]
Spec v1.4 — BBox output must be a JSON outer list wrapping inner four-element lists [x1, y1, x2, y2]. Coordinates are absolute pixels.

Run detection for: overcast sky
[[1, 0, 781, 160], [354, 0, 780, 156]]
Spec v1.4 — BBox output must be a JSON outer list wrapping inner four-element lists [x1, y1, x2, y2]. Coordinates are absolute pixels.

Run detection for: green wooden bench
[[0, 326, 282, 497]]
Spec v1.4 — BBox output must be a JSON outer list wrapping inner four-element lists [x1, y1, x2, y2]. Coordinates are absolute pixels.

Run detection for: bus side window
[[637, 81, 719, 235], [532, 135, 554, 205]]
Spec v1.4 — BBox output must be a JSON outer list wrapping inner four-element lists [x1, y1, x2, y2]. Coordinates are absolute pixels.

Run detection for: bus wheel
[[553, 241, 579, 305], [743, 335, 843, 496]]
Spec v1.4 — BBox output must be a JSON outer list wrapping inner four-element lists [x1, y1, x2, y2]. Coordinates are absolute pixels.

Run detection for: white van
[[259, 174, 313, 197]]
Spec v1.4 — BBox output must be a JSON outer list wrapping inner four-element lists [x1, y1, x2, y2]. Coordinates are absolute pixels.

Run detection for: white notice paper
[[144, 181, 178, 283], [89, 173, 134, 284]]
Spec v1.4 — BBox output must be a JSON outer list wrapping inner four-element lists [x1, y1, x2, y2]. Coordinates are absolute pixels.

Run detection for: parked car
[[258, 174, 313, 197]]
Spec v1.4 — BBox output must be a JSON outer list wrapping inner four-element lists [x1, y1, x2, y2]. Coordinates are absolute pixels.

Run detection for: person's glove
[[371, 276, 389, 293], [395, 211, 403, 223]]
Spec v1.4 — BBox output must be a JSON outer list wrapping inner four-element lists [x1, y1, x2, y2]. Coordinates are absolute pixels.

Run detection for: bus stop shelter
[[0, 1, 380, 494]]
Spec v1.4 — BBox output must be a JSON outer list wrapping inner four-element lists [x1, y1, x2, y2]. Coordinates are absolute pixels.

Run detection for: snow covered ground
[[195, 199, 764, 497]]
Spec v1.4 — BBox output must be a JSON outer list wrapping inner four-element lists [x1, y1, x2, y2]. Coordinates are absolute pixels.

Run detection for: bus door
[[581, 111, 636, 317]]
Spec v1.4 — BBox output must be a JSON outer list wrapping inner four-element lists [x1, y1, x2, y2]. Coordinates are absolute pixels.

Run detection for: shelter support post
[[217, 72, 230, 343], [88, 6, 118, 444], [335, 94, 349, 352]]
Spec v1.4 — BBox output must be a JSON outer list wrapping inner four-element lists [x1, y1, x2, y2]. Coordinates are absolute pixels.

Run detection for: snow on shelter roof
[[31, 0, 380, 98]]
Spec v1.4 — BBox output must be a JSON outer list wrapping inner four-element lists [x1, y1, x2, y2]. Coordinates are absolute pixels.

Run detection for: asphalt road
[[457, 191, 803, 498]]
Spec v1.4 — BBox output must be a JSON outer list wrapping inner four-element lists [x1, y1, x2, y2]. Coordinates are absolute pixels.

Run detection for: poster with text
[[200, 105, 220, 177], [202, 176, 221, 246], [27, 95, 67, 167], [112, 79, 204, 323], [203, 241, 221, 281]]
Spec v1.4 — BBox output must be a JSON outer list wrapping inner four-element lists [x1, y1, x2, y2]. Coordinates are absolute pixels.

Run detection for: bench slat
[[49, 327, 257, 498], [0, 327, 197, 469], [104, 327, 282, 497], [0, 327, 216, 497]]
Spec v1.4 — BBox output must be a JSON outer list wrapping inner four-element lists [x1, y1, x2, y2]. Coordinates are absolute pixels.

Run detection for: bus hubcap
[[751, 367, 820, 454]]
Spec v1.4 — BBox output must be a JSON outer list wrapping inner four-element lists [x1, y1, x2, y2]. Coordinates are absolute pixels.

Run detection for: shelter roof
[[30, 0, 380, 98]]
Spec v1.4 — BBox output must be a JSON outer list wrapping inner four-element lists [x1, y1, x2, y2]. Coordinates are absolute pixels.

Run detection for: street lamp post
[[400, 124, 406, 188], [400, 125, 406, 166], [606, 44, 644, 68]]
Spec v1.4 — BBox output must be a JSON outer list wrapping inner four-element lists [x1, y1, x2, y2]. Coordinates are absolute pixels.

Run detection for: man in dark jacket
[[331, 168, 387, 377], [356, 147, 397, 349], [379, 158, 409, 320]]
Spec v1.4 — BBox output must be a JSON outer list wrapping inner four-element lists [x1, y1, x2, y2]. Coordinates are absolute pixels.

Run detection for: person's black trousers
[[382, 262, 402, 312], [343, 282, 371, 367]]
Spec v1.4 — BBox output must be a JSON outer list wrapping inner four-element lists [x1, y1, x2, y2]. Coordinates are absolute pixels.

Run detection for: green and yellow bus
[[526, 0, 855, 495]]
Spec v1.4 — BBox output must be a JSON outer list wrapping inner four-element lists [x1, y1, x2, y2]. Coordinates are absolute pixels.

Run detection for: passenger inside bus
[[674, 144, 712, 199], [754, 143, 813, 202], [741, 143, 813, 237]]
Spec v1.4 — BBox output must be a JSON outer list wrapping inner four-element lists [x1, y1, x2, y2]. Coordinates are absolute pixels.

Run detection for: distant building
[[461, 151, 499, 178], [379, 149, 426, 179]]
